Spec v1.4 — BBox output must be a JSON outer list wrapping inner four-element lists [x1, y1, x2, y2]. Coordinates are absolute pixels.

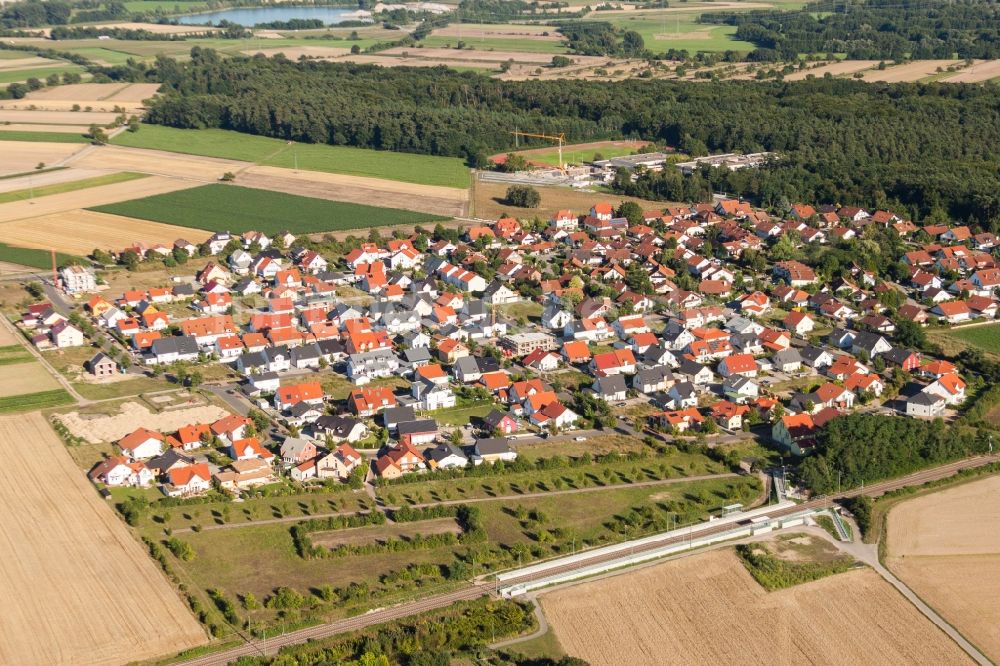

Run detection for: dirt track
[[542, 548, 971, 665], [887, 474, 1000, 661], [0, 412, 206, 665]]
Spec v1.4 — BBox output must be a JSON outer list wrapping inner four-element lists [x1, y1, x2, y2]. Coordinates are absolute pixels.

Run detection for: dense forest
[[797, 414, 989, 494], [556, 21, 645, 56], [141, 50, 1000, 226], [700, 0, 1000, 60]]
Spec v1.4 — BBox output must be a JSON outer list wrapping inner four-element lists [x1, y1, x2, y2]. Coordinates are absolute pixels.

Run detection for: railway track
[[182, 453, 1000, 665]]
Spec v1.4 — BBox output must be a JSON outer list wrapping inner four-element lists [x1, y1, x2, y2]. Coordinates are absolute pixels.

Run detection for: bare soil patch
[[941, 60, 1000, 83], [0, 140, 86, 177], [784, 60, 878, 80], [0, 175, 196, 223], [0, 412, 205, 665], [0, 209, 212, 255], [862, 59, 961, 83], [59, 400, 228, 443], [311, 517, 462, 548], [887, 474, 1000, 660], [542, 549, 970, 666], [0, 359, 60, 397], [238, 165, 469, 217]]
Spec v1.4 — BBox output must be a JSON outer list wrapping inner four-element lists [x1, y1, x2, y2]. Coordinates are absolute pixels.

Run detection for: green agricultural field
[[526, 144, 641, 167], [0, 130, 89, 143], [112, 125, 470, 188], [419, 35, 570, 54], [938, 323, 1000, 356], [91, 184, 449, 235], [0, 389, 74, 413], [121, 0, 207, 11], [0, 242, 82, 270], [0, 172, 146, 205], [0, 65, 86, 85]]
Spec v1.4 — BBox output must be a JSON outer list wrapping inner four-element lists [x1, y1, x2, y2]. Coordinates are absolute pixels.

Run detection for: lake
[[176, 6, 365, 26]]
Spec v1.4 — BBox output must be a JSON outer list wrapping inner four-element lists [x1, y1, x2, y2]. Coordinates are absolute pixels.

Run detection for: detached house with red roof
[[118, 428, 164, 460]]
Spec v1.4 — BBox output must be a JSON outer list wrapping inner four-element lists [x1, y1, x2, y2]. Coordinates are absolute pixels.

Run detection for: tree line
[[140, 49, 1000, 226], [700, 0, 1000, 60]]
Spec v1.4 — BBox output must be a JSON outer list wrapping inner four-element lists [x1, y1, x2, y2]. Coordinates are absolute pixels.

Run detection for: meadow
[[0, 65, 86, 85], [91, 184, 449, 234], [938, 322, 1000, 356], [112, 125, 471, 188], [0, 130, 90, 143]]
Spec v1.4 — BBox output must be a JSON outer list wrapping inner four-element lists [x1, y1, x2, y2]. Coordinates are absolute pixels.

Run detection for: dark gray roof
[[474, 438, 513, 455], [396, 419, 438, 436], [314, 415, 364, 437], [382, 406, 416, 426], [151, 335, 199, 356], [425, 443, 467, 463]]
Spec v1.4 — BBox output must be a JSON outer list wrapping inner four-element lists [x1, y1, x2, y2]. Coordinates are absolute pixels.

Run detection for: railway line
[[181, 453, 1000, 665]]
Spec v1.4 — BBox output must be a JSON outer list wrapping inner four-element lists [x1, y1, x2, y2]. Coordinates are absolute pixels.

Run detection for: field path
[[0, 412, 206, 665]]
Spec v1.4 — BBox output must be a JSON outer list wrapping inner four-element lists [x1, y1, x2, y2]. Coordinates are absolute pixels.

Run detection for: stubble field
[[0, 412, 205, 665], [541, 548, 970, 665], [887, 474, 1000, 661]]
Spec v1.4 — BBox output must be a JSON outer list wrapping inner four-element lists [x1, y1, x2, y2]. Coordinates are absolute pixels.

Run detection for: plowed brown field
[[0, 412, 206, 665], [887, 474, 1000, 661], [542, 549, 970, 666]]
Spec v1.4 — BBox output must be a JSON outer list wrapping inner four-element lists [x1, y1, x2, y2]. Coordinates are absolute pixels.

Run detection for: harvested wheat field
[[71, 144, 250, 181], [784, 60, 878, 81], [0, 209, 211, 255], [0, 361, 60, 397], [887, 474, 1000, 661], [0, 167, 109, 194], [238, 165, 469, 217], [941, 60, 1000, 83], [99, 21, 220, 34], [104, 82, 162, 102], [542, 549, 970, 666], [26, 82, 131, 101], [0, 323, 20, 346], [60, 400, 228, 443], [0, 141, 85, 176], [0, 175, 195, 223], [0, 412, 205, 665], [0, 109, 119, 125], [862, 59, 961, 82], [0, 56, 55, 70]]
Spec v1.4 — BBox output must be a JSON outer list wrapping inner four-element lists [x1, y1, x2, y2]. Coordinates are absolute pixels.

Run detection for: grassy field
[[936, 323, 1000, 356], [91, 184, 449, 235], [0, 242, 82, 270], [0, 130, 90, 143], [419, 35, 569, 54], [112, 125, 471, 188], [526, 144, 643, 167], [0, 172, 146, 205], [0, 65, 86, 85], [422, 403, 494, 427], [0, 389, 74, 413]]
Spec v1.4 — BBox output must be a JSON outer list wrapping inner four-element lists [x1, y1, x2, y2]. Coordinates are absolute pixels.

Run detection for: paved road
[[825, 531, 991, 665], [179, 453, 1000, 665]]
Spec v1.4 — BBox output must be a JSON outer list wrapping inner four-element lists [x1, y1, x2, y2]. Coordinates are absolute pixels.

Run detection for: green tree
[[504, 185, 541, 208]]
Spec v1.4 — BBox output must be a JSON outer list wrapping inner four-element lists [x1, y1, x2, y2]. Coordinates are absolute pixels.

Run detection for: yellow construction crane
[[510, 130, 566, 170]]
